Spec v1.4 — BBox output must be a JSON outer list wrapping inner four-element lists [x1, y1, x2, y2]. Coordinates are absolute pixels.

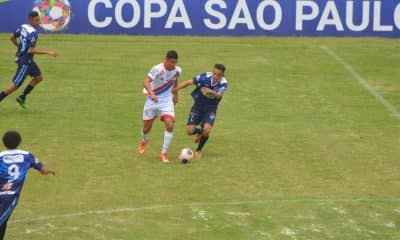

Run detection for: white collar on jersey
[[0, 149, 29, 157], [22, 24, 37, 33]]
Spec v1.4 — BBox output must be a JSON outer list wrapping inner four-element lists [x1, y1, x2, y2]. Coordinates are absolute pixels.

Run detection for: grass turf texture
[[0, 34, 399, 239]]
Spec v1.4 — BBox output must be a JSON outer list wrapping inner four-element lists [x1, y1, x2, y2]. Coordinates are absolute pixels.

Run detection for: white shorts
[[142, 99, 175, 122]]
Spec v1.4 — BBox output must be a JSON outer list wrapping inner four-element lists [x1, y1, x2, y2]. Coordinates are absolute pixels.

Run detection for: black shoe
[[16, 96, 26, 109]]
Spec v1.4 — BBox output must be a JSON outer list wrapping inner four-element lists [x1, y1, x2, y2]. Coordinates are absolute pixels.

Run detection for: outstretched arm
[[172, 79, 194, 94], [40, 167, 56, 176], [29, 47, 58, 58]]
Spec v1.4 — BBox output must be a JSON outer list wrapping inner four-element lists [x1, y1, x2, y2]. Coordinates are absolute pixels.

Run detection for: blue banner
[[0, 0, 399, 37]]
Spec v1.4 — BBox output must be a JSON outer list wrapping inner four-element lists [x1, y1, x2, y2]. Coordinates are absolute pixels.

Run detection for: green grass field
[[0, 34, 399, 239]]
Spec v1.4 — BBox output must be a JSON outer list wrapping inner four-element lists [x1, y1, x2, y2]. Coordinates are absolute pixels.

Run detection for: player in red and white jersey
[[139, 50, 182, 163]]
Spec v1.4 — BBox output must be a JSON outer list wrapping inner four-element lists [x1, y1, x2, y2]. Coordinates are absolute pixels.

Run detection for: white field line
[[10, 198, 400, 224], [320, 46, 400, 119]]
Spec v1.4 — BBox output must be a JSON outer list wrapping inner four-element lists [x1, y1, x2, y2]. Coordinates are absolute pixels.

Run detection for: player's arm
[[10, 28, 20, 47], [10, 34, 18, 47], [143, 76, 158, 102], [201, 87, 223, 100], [202, 82, 227, 100], [39, 167, 56, 176], [28, 47, 57, 58], [29, 32, 57, 57], [172, 79, 194, 93], [173, 79, 179, 105], [30, 154, 56, 176]]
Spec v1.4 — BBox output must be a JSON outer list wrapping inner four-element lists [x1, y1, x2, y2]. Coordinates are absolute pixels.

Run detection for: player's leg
[[195, 123, 212, 156], [0, 84, 18, 102], [186, 107, 203, 143], [139, 103, 157, 155], [17, 62, 42, 107], [159, 116, 174, 163], [159, 102, 175, 163], [139, 118, 154, 155], [194, 126, 203, 143], [195, 111, 217, 157], [0, 64, 29, 102], [187, 123, 202, 136]]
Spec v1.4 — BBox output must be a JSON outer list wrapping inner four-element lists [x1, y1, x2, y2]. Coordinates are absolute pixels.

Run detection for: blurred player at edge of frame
[[0, 131, 55, 239]]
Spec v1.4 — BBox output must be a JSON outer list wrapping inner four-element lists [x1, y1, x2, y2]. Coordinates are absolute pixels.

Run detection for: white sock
[[141, 129, 149, 143], [162, 131, 173, 154]]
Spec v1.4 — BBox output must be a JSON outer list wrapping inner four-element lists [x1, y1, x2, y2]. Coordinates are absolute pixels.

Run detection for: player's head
[[2, 131, 22, 150], [29, 11, 41, 28], [212, 64, 226, 81], [164, 50, 178, 70]]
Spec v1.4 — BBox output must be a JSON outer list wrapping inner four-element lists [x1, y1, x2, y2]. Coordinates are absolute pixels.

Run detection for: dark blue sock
[[0, 91, 7, 102], [196, 136, 209, 152], [20, 84, 34, 100]]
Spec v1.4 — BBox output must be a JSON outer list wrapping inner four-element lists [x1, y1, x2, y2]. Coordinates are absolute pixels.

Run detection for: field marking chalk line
[[10, 198, 400, 224], [320, 45, 400, 119]]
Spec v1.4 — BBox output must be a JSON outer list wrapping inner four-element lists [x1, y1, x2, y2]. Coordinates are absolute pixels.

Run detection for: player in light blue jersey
[[0, 131, 55, 239], [173, 64, 228, 158], [0, 11, 57, 108]]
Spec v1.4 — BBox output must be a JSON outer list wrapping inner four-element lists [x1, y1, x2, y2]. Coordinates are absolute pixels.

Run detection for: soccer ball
[[179, 148, 194, 164], [33, 0, 71, 32]]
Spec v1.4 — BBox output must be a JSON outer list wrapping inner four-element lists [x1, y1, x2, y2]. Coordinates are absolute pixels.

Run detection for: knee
[[143, 127, 151, 134], [186, 128, 195, 135], [202, 127, 212, 137], [32, 76, 43, 84], [164, 121, 174, 132], [142, 123, 153, 134]]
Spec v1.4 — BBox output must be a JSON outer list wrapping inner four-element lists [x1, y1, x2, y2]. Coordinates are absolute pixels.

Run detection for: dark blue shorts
[[0, 195, 18, 226], [187, 106, 217, 127], [12, 61, 41, 87]]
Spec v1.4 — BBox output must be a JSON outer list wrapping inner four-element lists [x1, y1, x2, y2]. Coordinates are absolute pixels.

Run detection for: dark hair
[[214, 64, 226, 73], [166, 50, 178, 59], [2, 131, 21, 149], [29, 11, 39, 18]]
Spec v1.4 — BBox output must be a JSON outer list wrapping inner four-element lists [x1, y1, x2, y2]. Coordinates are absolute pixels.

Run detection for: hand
[[173, 94, 178, 105], [201, 87, 213, 96], [47, 51, 58, 58], [150, 93, 158, 103], [41, 168, 56, 176]]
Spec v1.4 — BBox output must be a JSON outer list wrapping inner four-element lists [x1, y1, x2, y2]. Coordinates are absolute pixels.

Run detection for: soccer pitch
[[0, 34, 399, 239]]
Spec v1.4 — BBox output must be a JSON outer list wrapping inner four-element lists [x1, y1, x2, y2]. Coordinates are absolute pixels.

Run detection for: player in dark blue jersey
[[0, 11, 57, 108], [173, 64, 228, 158], [0, 131, 55, 239]]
